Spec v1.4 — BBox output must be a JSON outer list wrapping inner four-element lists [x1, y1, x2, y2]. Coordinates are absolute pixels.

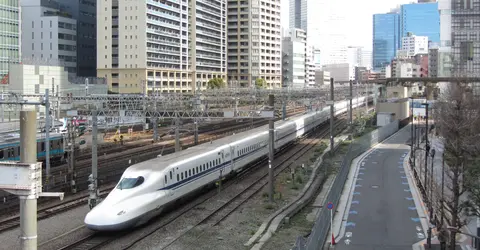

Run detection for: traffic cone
[[332, 233, 336, 245]]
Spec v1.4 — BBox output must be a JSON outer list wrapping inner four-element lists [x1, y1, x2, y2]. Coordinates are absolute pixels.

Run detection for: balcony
[[197, 61, 221, 67], [147, 18, 179, 30], [197, 45, 218, 53], [147, 38, 181, 47], [196, 13, 220, 24], [147, 28, 180, 38], [197, 53, 221, 60], [147, 9, 181, 22], [197, 20, 221, 31], [196, 37, 221, 46], [196, 29, 220, 39], [197, 0, 221, 10], [147, 47, 180, 56], [147, 57, 181, 64], [196, 5, 219, 17], [147, 0, 180, 12]]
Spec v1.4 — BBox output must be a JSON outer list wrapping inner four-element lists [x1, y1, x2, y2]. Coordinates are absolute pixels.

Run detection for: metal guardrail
[[293, 120, 400, 250]]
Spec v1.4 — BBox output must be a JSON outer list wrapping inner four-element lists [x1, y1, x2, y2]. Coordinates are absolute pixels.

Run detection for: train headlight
[[117, 210, 126, 216]]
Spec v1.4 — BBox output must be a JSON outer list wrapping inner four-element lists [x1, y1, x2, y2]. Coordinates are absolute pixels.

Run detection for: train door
[[166, 169, 174, 198], [229, 146, 235, 173]]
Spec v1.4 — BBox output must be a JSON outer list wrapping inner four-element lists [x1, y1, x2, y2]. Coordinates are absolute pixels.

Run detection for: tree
[[433, 83, 480, 249], [207, 78, 225, 89], [255, 78, 267, 89]]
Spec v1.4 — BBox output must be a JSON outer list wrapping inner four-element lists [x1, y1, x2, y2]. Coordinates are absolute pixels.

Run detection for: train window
[[177, 174, 179, 181], [116, 176, 145, 189], [164, 175, 167, 184], [189, 169, 191, 176], [196, 167, 199, 173], [0, 150, 3, 159], [181, 172, 184, 179], [41, 142, 45, 152], [170, 171, 172, 179]]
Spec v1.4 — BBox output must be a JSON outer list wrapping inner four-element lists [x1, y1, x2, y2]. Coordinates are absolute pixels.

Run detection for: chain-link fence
[[293, 120, 400, 250]]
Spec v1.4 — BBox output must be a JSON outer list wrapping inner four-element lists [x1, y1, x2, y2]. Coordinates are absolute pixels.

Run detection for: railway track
[[156, 118, 347, 250], [0, 185, 114, 233], [52, 115, 348, 250]]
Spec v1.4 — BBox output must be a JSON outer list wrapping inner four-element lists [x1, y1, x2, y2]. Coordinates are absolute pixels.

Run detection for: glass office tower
[[372, 13, 400, 72], [400, 2, 440, 44]]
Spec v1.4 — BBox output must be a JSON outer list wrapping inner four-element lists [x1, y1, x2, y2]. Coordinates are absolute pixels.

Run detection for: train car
[[0, 132, 65, 162], [84, 96, 372, 231]]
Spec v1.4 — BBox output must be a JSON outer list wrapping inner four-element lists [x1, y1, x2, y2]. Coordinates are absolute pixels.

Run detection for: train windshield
[[117, 176, 145, 190]]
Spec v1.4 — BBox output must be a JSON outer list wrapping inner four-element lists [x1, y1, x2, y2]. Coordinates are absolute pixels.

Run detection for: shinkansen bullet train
[[85, 96, 372, 231]]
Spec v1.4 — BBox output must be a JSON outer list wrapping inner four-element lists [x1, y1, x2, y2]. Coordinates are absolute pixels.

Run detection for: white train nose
[[84, 206, 139, 231]]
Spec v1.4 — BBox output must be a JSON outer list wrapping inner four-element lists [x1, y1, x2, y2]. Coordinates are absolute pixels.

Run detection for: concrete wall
[[376, 100, 409, 121]]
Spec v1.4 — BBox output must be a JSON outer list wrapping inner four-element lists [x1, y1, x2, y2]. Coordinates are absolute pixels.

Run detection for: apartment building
[[97, 0, 227, 93], [0, 0, 20, 77], [227, 0, 282, 88]]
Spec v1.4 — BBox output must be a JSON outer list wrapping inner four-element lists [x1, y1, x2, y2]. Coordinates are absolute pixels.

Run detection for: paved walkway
[[332, 125, 426, 250]]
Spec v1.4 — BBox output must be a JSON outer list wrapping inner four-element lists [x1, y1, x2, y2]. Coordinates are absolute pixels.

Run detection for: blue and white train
[[84, 96, 372, 231], [0, 132, 65, 162]]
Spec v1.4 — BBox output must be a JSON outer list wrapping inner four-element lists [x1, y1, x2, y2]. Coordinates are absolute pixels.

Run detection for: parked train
[[84, 96, 372, 231], [0, 132, 65, 162]]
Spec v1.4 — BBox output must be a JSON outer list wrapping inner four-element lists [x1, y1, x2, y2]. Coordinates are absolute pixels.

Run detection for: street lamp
[[422, 102, 430, 203]]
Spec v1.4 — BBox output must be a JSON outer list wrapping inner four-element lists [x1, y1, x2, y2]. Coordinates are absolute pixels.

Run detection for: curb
[[245, 135, 348, 249]]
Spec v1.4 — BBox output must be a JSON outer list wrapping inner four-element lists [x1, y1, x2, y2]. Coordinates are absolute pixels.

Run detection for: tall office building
[[227, 0, 281, 88], [0, 0, 20, 78], [400, 2, 440, 44], [21, 0, 78, 74], [98, 0, 227, 93], [450, 0, 480, 77], [67, 0, 97, 77], [372, 13, 400, 71], [289, 0, 306, 32]]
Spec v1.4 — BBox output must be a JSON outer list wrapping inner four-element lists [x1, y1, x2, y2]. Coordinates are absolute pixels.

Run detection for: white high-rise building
[[305, 45, 315, 86], [282, 29, 306, 88], [401, 33, 429, 57], [227, 0, 281, 88], [97, 0, 227, 94], [21, 0, 78, 75]]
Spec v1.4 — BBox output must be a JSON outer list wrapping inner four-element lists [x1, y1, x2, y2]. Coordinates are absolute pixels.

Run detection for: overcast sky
[[281, 0, 417, 49]]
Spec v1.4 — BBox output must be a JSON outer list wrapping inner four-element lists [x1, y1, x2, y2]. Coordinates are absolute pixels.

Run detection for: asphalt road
[[336, 127, 424, 250]]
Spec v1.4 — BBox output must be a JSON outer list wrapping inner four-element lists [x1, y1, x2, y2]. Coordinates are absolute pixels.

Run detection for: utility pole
[[329, 78, 335, 154], [424, 103, 430, 201], [88, 110, 99, 209], [153, 91, 159, 142], [348, 80, 353, 139], [19, 110, 37, 250], [44, 89, 50, 191], [268, 94, 275, 202], [67, 120, 77, 193], [175, 115, 181, 152]]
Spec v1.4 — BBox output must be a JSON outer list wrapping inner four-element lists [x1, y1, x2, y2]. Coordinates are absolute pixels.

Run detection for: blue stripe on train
[[0, 136, 64, 150], [157, 116, 330, 191]]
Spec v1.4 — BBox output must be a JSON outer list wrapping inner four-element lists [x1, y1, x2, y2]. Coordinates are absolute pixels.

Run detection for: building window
[[32, 32, 34, 39], [32, 21, 34, 28], [32, 43, 34, 50], [50, 20, 52, 27]]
